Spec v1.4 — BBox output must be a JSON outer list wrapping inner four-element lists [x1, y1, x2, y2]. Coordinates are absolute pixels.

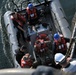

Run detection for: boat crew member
[[34, 39, 48, 56], [34, 38, 53, 65], [26, 3, 42, 26], [21, 53, 33, 68], [11, 12, 26, 46], [54, 53, 76, 73], [53, 33, 70, 55], [15, 45, 28, 65], [37, 33, 52, 49]]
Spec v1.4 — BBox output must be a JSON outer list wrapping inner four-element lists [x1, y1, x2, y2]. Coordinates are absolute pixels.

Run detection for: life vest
[[35, 39, 47, 54], [26, 7, 38, 19], [11, 13, 26, 27], [37, 34, 49, 41], [21, 58, 33, 68], [54, 37, 67, 52]]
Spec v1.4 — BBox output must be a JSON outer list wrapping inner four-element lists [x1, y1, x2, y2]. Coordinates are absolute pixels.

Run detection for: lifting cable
[[66, 24, 76, 58]]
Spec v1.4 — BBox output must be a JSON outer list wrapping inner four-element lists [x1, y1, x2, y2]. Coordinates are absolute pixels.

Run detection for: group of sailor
[[10, 3, 76, 73], [11, 3, 43, 45]]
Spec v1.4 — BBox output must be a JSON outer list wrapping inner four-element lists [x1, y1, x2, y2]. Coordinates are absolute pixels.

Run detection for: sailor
[[21, 53, 33, 68], [53, 33, 70, 55], [34, 39, 48, 56], [54, 53, 76, 73], [15, 45, 28, 65], [36, 33, 52, 50], [11, 12, 26, 46], [26, 3, 42, 26]]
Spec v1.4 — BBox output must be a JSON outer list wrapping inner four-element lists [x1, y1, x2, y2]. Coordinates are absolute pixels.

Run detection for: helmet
[[54, 53, 65, 64], [54, 33, 60, 40], [28, 3, 33, 9]]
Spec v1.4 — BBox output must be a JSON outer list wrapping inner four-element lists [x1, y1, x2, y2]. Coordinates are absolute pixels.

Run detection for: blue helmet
[[54, 33, 60, 40], [28, 3, 33, 9]]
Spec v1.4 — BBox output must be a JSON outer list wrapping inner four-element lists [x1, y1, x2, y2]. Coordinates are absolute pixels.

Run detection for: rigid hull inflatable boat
[[4, 0, 76, 69]]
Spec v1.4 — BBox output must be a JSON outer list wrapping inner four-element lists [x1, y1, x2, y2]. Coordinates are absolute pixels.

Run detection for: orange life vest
[[37, 34, 49, 41], [54, 37, 67, 52], [35, 39, 47, 54], [11, 13, 26, 27], [21, 58, 33, 68], [26, 7, 37, 19]]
